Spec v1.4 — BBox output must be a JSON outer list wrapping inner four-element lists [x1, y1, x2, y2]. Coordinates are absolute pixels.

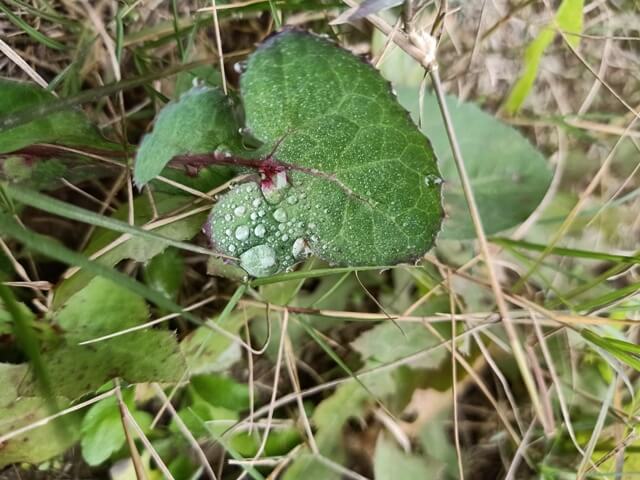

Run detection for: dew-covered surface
[[207, 31, 443, 277]]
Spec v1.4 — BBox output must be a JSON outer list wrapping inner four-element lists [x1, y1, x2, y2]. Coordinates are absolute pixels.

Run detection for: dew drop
[[234, 206, 246, 216], [240, 244, 278, 277], [281, 235, 289, 242], [235, 225, 250, 241], [225, 229, 232, 237], [254, 224, 266, 238], [228, 244, 236, 253], [252, 198, 262, 207], [292, 238, 306, 259], [224, 214, 232, 221], [250, 212, 258, 221], [273, 208, 287, 222], [233, 61, 247, 73], [286, 195, 297, 205], [424, 174, 443, 187]]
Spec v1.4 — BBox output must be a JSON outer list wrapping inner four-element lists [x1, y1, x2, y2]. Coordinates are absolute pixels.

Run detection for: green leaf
[[143, 247, 185, 301], [134, 86, 242, 187], [0, 397, 81, 468], [504, 0, 584, 114], [374, 434, 436, 480], [54, 276, 149, 342], [81, 390, 152, 466], [0, 363, 29, 408], [190, 374, 251, 412], [351, 322, 448, 369], [207, 31, 443, 277], [25, 332, 185, 400], [1, 155, 118, 190], [33, 277, 185, 400], [0, 5, 66, 51], [396, 88, 552, 239], [0, 78, 114, 153]]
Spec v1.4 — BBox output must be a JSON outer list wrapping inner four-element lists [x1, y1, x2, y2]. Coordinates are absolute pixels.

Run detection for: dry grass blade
[[114, 380, 147, 480], [153, 383, 218, 480]]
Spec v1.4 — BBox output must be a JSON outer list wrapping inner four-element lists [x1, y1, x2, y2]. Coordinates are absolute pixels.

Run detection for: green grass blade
[[581, 329, 640, 371], [2, 183, 217, 258], [0, 213, 209, 330], [504, 0, 583, 114], [0, 283, 53, 398], [249, 266, 391, 287], [0, 4, 66, 51], [575, 281, 640, 312], [0, 58, 215, 132], [492, 237, 640, 264]]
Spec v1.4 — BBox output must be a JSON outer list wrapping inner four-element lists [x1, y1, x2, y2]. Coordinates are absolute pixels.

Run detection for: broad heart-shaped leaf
[[207, 30, 443, 277], [134, 86, 242, 187], [396, 88, 552, 239], [81, 390, 152, 466], [0, 78, 114, 153]]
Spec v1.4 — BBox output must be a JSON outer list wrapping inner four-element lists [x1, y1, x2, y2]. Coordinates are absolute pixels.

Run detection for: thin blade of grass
[[2, 184, 222, 259], [249, 266, 391, 287], [0, 3, 66, 50], [492, 237, 640, 264]]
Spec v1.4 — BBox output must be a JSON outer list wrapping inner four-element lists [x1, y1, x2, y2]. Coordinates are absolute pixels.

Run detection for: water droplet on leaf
[[235, 225, 250, 241], [273, 208, 287, 222], [254, 224, 266, 238], [240, 244, 278, 277], [424, 174, 443, 187]]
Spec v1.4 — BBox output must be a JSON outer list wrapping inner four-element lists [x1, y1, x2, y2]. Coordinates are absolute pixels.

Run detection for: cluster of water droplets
[[207, 181, 320, 277]]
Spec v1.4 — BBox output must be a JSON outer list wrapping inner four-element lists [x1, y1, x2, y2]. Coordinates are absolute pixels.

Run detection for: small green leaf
[[190, 374, 251, 412], [396, 89, 552, 239], [208, 31, 443, 277], [143, 247, 185, 301], [81, 396, 125, 466], [134, 86, 242, 187], [504, 0, 584, 113], [81, 390, 152, 466], [0, 78, 114, 153]]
